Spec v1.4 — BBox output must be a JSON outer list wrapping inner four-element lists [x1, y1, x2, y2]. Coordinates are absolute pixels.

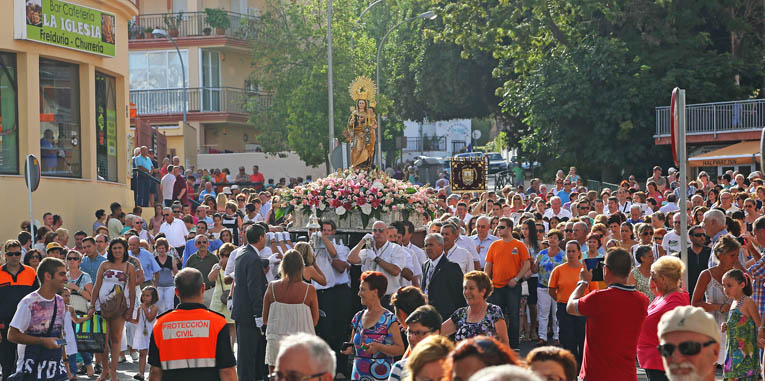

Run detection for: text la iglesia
[[42, 14, 100, 39]]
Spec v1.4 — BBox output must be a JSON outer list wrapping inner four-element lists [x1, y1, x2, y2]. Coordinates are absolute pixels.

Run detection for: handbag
[[74, 314, 106, 353], [100, 263, 128, 320], [70, 274, 89, 314], [218, 271, 230, 304], [8, 298, 66, 381]]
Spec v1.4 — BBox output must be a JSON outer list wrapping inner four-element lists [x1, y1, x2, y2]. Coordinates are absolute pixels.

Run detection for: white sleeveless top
[[265, 282, 315, 338]]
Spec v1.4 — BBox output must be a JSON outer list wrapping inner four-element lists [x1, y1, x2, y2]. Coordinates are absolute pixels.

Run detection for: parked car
[[486, 152, 508, 174]]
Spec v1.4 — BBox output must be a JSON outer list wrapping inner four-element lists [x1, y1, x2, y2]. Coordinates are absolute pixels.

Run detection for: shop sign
[[15, 0, 116, 57]]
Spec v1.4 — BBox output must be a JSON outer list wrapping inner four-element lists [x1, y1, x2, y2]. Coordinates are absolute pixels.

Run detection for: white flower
[[372, 181, 385, 190], [382, 206, 389, 212], [336, 206, 346, 216], [361, 203, 372, 215], [319, 202, 326, 211]]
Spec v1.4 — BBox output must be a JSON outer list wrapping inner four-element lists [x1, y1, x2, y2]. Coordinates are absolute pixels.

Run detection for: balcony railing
[[404, 136, 447, 152], [129, 12, 256, 41], [130, 87, 271, 116], [655, 98, 765, 137]]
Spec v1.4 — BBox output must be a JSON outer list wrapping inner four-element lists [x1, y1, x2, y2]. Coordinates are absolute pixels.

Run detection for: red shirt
[[577, 284, 649, 381], [250, 173, 265, 184], [636, 291, 689, 371]]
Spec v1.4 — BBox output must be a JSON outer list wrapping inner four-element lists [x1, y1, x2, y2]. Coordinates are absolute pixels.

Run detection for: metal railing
[[655, 98, 765, 137], [404, 136, 447, 152], [129, 87, 271, 116], [129, 11, 257, 41]]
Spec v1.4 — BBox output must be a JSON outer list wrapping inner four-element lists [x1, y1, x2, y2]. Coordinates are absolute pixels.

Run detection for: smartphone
[[341, 342, 354, 351], [55, 338, 67, 346], [584, 258, 605, 282]]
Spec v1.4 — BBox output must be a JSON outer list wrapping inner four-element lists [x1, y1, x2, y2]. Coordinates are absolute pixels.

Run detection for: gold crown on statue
[[349, 76, 377, 108]]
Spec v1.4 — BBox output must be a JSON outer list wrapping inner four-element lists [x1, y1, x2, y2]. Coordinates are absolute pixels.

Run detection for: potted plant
[[143, 27, 154, 39], [164, 12, 183, 37], [204, 8, 230, 35], [203, 27, 212, 36]]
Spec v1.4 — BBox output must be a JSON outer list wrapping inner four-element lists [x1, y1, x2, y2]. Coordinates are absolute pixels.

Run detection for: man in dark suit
[[421, 233, 465, 320], [231, 223, 267, 381]]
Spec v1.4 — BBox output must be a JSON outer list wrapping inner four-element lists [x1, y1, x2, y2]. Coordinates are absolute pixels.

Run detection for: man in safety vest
[[148, 268, 236, 381]]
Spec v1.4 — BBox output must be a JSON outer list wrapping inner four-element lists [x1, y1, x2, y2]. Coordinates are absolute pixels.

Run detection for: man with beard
[[657, 306, 720, 381]]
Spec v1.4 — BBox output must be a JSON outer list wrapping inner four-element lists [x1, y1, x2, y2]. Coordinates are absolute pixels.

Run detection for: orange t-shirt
[[548, 262, 597, 303], [485, 239, 530, 288]]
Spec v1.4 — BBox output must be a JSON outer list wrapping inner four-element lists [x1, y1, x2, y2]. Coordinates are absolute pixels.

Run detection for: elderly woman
[[632, 223, 659, 266], [209, 243, 237, 347], [66, 249, 95, 377], [153, 238, 178, 314], [637, 256, 689, 380], [525, 346, 578, 381], [441, 271, 509, 346], [444, 336, 522, 381], [404, 335, 454, 381], [584, 233, 603, 259], [343, 271, 404, 380], [629, 245, 656, 302]]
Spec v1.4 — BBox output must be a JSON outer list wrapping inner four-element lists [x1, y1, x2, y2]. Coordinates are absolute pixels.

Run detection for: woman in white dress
[[691, 234, 738, 365], [262, 250, 319, 372]]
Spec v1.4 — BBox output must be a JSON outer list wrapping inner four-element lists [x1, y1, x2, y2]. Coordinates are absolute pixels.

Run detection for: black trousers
[[235, 321, 266, 381], [644, 368, 669, 381], [0, 325, 16, 381], [317, 284, 353, 376], [557, 302, 586, 371]]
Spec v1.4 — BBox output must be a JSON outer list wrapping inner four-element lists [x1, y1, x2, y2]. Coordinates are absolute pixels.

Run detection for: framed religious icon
[[450, 156, 488, 193]]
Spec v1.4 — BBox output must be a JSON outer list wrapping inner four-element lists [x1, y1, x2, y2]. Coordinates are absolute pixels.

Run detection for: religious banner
[[450, 156, 487, 193], [15, 0, 116, 57]]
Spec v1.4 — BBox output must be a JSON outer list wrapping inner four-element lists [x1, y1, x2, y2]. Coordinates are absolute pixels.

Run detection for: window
[[0, 53, 18, 174], [39, 59, 81, 178], [201, 50, 220, 111], [95, 72, 118, 182], [129, 50, 189, 114]]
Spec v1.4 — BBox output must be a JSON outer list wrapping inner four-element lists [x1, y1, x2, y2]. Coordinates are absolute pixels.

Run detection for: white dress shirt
[[445, 244, 474, 274], [159, 218, 188, 248], [471, 234, 499, 268], [359, 241, 408, 295]]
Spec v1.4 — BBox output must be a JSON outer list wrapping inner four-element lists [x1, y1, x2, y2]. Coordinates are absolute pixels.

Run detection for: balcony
[[130, 87, 271, 118], [129, 12, 256, 42], [404, 136, 447, 152], [655, 99, 765, 144]]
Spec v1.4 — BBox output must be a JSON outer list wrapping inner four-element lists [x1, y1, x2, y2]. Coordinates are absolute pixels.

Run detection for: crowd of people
[[3, 163, 765, 381]]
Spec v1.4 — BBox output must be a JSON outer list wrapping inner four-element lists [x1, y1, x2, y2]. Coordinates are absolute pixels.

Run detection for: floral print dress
[[450, 303, 505, 342], [351, 309, 396, 381], [723, 296, 758, 379]]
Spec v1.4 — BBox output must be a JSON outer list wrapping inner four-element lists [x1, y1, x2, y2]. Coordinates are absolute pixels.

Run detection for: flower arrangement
[[276, 168, 438, 228]]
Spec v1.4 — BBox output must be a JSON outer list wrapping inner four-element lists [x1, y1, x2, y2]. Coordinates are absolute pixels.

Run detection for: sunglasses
[[219, 254, 230, 258], [373, 228, 386, 233], [163, 214, 171, 217], [692, 233, 707, 238], [5, 251, 21, 257], [641, 232, 653, 236], [657, 340, 716, 357], [654, 236, 664, 241], [496, 226, 508, 230], [67, 257, 79, 261], [564, 229, 573, 233]]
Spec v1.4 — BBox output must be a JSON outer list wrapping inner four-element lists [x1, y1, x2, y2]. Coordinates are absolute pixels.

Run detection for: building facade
[[1, 0, 137, 241], [128, 0, 269, 167]]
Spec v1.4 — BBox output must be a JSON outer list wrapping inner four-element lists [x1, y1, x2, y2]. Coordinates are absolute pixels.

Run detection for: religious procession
[[0, 0, 763, 381]]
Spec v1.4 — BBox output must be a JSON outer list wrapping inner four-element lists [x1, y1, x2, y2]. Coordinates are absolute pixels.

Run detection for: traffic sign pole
[[676, 89, 689, 290], [25, 155, 41, 245]]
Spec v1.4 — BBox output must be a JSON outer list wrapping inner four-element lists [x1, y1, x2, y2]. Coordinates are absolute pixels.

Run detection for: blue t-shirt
[[556, 190, 571, 204], [81, 254, 107, 281], [134, 155, 153, 171]]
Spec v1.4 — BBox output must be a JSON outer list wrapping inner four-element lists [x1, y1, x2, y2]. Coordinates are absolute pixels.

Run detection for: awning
[[688, 140, 760, 167]]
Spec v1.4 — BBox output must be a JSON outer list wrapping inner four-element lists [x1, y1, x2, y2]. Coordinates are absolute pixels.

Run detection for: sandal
[[553, 339, 560, 346], [535, 338, 546, 347], [133, 374, 144, 381]]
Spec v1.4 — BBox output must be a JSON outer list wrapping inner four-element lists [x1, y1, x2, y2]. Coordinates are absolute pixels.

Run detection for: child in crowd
[[61, 288, 89, 380], [721, 269, 760, 379], [128, 286, 159, 381]]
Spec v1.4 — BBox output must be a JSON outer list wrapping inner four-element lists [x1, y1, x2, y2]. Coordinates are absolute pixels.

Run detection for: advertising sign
[[15, 0, 116, 57]]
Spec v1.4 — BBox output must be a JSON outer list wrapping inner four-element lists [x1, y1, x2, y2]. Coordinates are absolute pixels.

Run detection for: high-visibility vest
[[153, 306, 227, 370]]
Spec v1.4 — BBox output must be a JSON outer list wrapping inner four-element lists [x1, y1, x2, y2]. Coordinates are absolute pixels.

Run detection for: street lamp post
[[328, 0, 335, 156], [152, 29, 187, 126], [350, 0, 385, 57], [375, 11, 436, 169]]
